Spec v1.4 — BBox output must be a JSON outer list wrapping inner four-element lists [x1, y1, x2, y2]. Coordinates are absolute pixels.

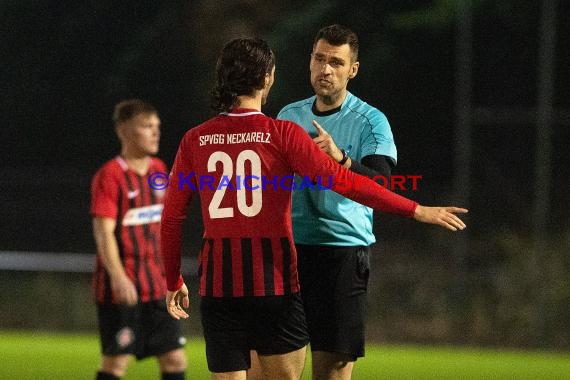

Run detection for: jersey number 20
[[208, 150, 262, 218]]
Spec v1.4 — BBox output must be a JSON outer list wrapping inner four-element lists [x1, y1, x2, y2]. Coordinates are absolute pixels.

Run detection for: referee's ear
[[348, 61, 359, 80]]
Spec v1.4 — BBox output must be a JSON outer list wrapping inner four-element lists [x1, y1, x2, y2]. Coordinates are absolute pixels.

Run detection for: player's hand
[[312, 120, 343, 162], [110, 273, 138, 306], [413, 206, 468, 231], [166, 283, 190, 320]]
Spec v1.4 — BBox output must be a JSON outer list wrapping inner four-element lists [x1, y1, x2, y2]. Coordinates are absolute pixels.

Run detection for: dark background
[[2, 0, 569, 348]]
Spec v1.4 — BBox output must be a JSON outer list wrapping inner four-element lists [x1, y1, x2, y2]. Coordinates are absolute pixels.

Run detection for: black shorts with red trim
[[97, 299, 185, 360], [200, 293, 309, 373]]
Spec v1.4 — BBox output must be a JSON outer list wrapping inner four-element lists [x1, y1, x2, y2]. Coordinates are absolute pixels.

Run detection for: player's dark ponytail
[[211, 38, 275, 113], [211, 83, 238, 113]]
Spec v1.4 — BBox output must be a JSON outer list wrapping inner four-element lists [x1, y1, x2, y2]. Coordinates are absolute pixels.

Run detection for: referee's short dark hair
[[113, 99, 157, 125], [314, 24, 359, 62]]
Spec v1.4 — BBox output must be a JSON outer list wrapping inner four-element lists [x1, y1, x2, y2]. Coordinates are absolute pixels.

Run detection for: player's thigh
[[211, 371, 247, 380], [247, 350, 264, 380], [258, 345, 307, 380]]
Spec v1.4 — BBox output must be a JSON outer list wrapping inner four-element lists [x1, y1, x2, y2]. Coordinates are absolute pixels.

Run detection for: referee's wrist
[[338, 149, 349, 165]]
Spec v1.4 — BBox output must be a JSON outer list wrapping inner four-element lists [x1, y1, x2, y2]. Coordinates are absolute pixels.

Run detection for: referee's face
[[310, 40, 359, 109], [121, 113, 161, 156]]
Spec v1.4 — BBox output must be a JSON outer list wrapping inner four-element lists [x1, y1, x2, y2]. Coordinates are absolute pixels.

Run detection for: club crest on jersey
[[116, 327, 134, 348], [127, 189, 140, 199]]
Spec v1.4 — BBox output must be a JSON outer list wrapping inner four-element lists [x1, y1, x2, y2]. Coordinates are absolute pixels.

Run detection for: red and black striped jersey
[[161, 108, 417, 297], [196, 237, 295, 297], [91, 156, 168, 304]]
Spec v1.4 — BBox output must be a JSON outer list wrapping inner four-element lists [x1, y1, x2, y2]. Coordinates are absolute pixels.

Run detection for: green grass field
[[1, 331, 569, 379]]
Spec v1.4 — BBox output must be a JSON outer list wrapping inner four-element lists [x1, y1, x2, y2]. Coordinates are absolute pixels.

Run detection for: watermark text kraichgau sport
[[148, 172, 422, 192]]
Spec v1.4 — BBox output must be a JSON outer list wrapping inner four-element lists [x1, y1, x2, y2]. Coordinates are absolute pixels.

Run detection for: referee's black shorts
[[97, 299, 186, 360], [297, 244, 371, 359], [200, 293, 309, 373]]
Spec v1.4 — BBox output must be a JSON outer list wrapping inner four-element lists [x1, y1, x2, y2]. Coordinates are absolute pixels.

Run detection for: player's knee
[[311, 352, 354, 380], [101, 355, 130, 377], [158, 348, 187, 372]]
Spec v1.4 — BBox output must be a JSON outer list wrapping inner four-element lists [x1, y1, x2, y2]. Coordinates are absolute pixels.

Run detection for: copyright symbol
[[148, 172, 170, 190]]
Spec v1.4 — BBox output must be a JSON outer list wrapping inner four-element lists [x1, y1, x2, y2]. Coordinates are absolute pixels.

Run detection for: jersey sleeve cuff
[[167, 274, 184, 292]]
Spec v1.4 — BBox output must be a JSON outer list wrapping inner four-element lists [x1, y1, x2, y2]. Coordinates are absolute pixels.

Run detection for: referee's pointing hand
[[312, 120, 344, 162]]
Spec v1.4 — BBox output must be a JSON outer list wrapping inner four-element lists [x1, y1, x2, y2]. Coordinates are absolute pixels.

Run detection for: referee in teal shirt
[[278, 24, 397, 380]]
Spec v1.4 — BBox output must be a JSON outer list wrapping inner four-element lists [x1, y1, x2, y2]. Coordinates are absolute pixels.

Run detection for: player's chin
[[146, 146, 159, 155]]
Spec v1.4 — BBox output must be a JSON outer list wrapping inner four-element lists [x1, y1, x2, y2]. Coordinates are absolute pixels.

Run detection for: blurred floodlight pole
[[453, 0, 472, 267], [451, 0, 558, 343], [453, 0, 472, 210], [533, 0, 557, 250], [451, 0, 472, 334]]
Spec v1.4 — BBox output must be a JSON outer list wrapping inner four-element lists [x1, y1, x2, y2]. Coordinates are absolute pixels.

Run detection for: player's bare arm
[[413, 206, 468, 231], [92, 217, 138, 305], [166, 283, 190, 320]]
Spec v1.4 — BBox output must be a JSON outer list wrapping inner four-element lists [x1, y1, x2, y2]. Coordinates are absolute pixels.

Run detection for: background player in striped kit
[[91, 100, 187, 380], [161, 37, 466, 380]]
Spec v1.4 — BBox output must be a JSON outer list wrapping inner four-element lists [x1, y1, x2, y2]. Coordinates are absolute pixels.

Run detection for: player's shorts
[[97, 299, 186, 360], [200, 293, 309, 373], [296, 244, 370, 359]]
